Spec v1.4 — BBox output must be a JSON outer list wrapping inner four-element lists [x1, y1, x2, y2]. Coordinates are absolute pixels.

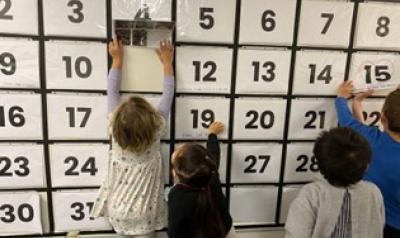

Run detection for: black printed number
[[0, 52, 16, 75], [62, 56, 92, 79], [67, 0, 84, 23], [309, 64, 332, 84], [0, 204, 34, 223], [134, 4, 150, 20], [0, 106, 25, 127], [321, 13, 334, 34], [304, 111, 326, 129], [245, 111, 275, 129], [252, 61, 275, 82], [0, 156, 29, 177], [362, 111, 381, 127], [191, 109, 214, 129], [244, 155, 270, 173], [261, 10, 276, 32], [364, 65, 391, 84], [0, 0, 13, 20], [64, 156, 98, 176], [199, 8, 214, 30], [66, 107, 92, 128], [296, 155, 319, 172], [376, 16, 390, 37], [193, 61, 217, 82], [70, 202, 94, 221]]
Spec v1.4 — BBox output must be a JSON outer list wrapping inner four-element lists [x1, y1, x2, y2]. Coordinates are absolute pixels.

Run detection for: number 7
[[258, 155, 270, 173], [321, 13, 334, 34]]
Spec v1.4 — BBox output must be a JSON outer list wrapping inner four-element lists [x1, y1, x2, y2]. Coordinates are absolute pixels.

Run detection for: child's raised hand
[[354, 89, 374, 102], [208, 121, 224, 135], [109, 38, 123, 69], [337, 81, 354, 99], [156, 40, 174, 65]]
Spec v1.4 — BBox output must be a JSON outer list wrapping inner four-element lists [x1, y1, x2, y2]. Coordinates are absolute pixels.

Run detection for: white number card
[[284, 143, 321, 183], [175, 97, 230, 139], [231, 143, 282, 183], [293, 50, 346, 95], [0, 144, 45, 189], [236, 48, 291, 94], [43, 0, 106, 37], [279, 186, 301, 224], [230, 186, 278, 225], [349, 52, 400, 93], [45, 41, 107, 90], [161, 143, 170, 184], [50, 144, 108, 187], [176, 46, 232, 93], [355, 2, 400, 50], [176, 0, 236, 43], [0, 39, 39, 89], [239, 0, 296, 45], [298, 0, 353, 47], [53, 191, 112, 232], [233, 98, 286, 139], [0, 0, 38, 35], [0, 93, 42, 140], [47, 94, 107, 140], [289, 98, 337, 140], [112, 0, 172, 21], [0, 192, 42, 235]]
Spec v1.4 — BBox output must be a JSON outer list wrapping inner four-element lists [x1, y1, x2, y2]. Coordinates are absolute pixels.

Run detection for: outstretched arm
[[107, 38, 123, 114], [156, 40, 175, 119], [206, 122, 224, 169], [352, 90, 374, 123]]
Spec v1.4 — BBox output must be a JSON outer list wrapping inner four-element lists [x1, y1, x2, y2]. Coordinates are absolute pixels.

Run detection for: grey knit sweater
[[285, 179, 385, 238]]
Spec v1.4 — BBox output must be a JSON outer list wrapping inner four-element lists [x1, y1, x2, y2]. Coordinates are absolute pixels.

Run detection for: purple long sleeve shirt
[[107, 69, 175, 119]]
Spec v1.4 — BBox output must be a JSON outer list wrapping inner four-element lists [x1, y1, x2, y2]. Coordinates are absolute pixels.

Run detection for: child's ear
[[172, 168, 176, 177], [381, 111, 388, 128]]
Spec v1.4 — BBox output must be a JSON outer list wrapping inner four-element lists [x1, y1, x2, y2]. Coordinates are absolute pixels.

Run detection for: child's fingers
[[156, 49, 161, 59]]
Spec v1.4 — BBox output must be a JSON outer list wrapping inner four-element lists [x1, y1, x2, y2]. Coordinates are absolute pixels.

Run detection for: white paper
[[233, 98, 287, 139], [46, 41, 107, 90], [298, 0, 354, 47], [0, 93, 42, 139], [43, 0, 106, 37], [112, 0, 172, 21], [176, 0, 236, 43], [47, 94, 108, 140], [50, 144, 109, 187], [175, 97, 230, 139], [289, 98, 337, 140], [293, 50, 346, 95], [0, 39, 39, 88], [236, 48, 291, 94], [176, 46, 232, 93], [52, 190, 112, 232], [231, 143, 282, 183], [0, 144, 45, 188], [239, 0, 296, 45]]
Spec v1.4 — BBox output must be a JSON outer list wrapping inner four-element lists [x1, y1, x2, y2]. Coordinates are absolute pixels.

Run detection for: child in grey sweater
[[285, 127, 385, 238]]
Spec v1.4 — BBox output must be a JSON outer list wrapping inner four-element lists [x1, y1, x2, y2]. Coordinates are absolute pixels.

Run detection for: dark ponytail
[[173, 144, 226, 238]]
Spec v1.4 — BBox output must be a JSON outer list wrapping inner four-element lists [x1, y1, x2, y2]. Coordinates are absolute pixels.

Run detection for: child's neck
[[387, 130, 400, 143]]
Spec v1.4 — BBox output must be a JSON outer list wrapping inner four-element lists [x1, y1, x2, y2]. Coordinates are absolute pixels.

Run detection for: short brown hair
[[314, 127, 372, 187], [111, 96, 162, 154], [383, 88, 400, 133]]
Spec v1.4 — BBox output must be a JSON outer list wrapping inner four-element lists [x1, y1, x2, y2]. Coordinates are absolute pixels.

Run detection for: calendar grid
[[0, 0, 397, 236]]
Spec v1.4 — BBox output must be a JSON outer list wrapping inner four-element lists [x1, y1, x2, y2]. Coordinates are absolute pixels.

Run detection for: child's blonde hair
[[112, 96, 162, 154], [383, 89, 400, 133]]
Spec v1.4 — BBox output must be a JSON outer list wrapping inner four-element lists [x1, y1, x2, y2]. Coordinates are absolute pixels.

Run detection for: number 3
[[68, 0, 84, 23]]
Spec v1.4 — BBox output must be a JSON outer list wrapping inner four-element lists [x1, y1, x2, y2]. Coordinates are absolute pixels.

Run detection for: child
[[168, 121, 235, 238], [285, 127, 385, 238], [336, 82, 400, 238], [91, 39, 175, 238]]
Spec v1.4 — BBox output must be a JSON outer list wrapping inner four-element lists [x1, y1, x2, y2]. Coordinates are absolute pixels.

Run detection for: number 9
[[0, 52, 16, 75]]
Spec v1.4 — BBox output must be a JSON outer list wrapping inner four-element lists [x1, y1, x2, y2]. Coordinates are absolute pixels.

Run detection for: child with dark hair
[[336, 82, 400, 238], [285, 127, 384, 238], [168, 121, 235, 238]]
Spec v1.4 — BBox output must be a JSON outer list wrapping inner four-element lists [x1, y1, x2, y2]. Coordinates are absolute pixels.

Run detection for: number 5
[[199, 8, 214, 30]]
